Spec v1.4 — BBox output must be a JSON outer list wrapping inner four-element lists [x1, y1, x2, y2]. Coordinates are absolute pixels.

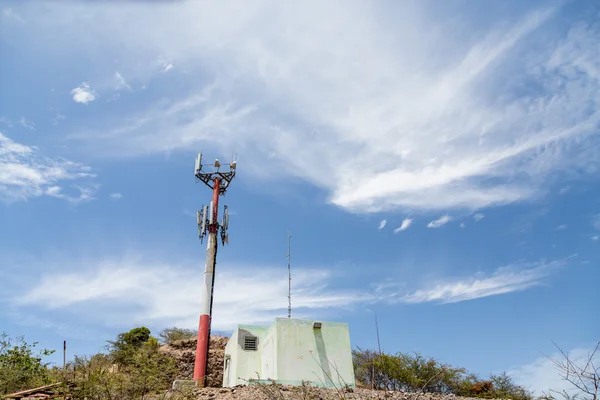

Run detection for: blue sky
[[1, 0, 599, 394]]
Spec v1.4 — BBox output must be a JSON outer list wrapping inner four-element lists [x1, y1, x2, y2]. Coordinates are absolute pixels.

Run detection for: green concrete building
[[223, 318, 355, 388]]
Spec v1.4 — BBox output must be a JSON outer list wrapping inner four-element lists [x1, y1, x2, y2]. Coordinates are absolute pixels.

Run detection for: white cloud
[[427, 215, 452, 228], [378, 219, 387, 230], [71, 82, 96, 104], [19, 117, 35, 130], [460, 222, 466, 228], [114, 72, 131, 91], [15, 1, 599, 213], [556, 224, 567, 230], [473, 213, 484, 222], [401, 259, 566, 304], [509, 342, 600, 396], [163, 63, 174, 72], [593, 214, 600, 230], [109, 192, 122, 199], [15, 258, 370, 330], [591, 235, 599, 241], [0, 131, 97, 203], [394, 218, 413, 233], [11, 253, 568, 330]]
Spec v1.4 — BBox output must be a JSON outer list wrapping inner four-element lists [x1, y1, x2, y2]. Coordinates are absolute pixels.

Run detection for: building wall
[[224, 318, 355, 388], [224, 324, 268, 386], [223, 329, 238, 387], [260, 323, 277, 380], [275, 318, 355, 388]]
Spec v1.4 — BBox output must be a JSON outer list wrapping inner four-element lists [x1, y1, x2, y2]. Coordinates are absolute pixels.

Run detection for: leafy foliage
[[61, 327, 178, 400], [158, 327, 197, 345], [352, 347, 533, 400], [0, 332, 55, 395], [106, 326, 152, 365]]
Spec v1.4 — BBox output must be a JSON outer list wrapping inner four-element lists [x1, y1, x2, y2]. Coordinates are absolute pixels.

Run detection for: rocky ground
[[159, 336, 228, 387], [169, 385, 509, 400]]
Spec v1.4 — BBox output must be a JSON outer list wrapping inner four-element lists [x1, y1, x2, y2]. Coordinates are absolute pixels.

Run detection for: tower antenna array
[[192, 152, 236, 388]]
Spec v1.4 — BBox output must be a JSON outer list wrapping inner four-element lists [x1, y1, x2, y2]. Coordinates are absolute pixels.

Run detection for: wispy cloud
[[427, 215, 452, 228], [0, 117, 12, 128], [378, 219, 387, 230], [109, 193, 122, 200], [19, 117, 35, 130], [71, 82, 96, 104], [2, 7, 24, 23], [163, 63, 174, 73], [114, 72, 131, 91], [0, 132, 97, 203], [394, 218, 413, 233], [556, 224, 567, 230], [401, 259, 566, 304], [460, 222, 466, 228], [17, 1, 599, 213], [11, 253, 567, 331], [473, 213, 485, 222], [593, 214, 600, 230], [14, 258, 369, 330], [509, 342, 600, 396], [51, 114, 65, 126]]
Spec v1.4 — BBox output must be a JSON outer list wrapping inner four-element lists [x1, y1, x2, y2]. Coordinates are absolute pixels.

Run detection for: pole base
[[172, 380, 197, 391]]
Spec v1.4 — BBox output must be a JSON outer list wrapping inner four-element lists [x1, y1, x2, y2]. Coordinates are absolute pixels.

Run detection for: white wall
[[223, 329, 238, 387], [225, 324, 268, 386], [275, 318, 355, 388], [224, 318, 355, 388], [261, 324, 277, 380]]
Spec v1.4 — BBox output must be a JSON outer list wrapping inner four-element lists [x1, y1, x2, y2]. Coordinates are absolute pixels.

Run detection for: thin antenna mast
[[287, 230, 292, 319]]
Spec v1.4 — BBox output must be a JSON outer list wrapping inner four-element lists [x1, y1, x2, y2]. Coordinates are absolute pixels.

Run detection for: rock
[[161, 335, 228, 387]]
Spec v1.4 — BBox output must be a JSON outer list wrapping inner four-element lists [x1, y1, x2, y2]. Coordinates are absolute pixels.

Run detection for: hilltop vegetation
[[0, 327, 593, 400]]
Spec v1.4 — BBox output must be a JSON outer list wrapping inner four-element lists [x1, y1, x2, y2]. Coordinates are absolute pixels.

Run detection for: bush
[[107, 326, 153, 365], [66, 328, 178, 400], [352, 348, 533, 400], [158, 327, 197, 345], [0, 332, 55, 395]]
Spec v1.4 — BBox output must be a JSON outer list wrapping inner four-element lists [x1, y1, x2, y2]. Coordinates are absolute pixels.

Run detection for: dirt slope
[[178, 385, 510, 400], [160, 336, 228, 387]]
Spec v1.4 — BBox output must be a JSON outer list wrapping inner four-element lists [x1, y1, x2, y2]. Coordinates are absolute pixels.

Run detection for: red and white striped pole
[[194, 177, 220, 386]]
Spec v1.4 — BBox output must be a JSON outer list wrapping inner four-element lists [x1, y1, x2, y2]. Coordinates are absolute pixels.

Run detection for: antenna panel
[[208, 201, 214, 224], [201, 205, 208, 234], [195, 153, 202, 173], [223, 205, 229, 230]]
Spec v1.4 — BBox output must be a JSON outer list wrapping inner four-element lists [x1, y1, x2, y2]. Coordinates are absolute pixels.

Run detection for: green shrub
[[67, 329, 178, 400], [158, 327, 197, 345], [0, 332, 55, 395], [353, 347, 532, 400], [107, 326, 153, 365]]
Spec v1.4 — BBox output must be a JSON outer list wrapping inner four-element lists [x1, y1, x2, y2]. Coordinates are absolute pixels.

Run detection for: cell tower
[[192, 152, 236, 387]]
